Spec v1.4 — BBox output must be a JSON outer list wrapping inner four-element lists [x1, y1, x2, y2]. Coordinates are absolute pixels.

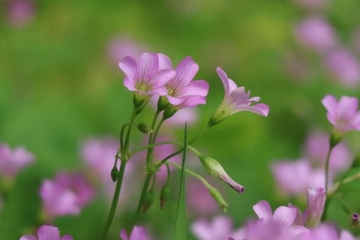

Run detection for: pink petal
[[38, 225, 61, 240], [273, 206, 297, 227], [60, 235, 73, 240], [119, 56, 137, 80], [227, 79, 238, 92], [337, 96, 358, 121], [129, 226, 147, 240], [120, 229, 129, 240], [20, 236, 38, 240], [175, 57, 199, 86], [123, 77, 137, 91], [216, 67, 231, 95], [148, 69, 176, 94], [321, 95, 337, 123], [157, 53, 173, 70], [253, 200, 273, 220], [138, 53, 158, 82], [237, 103, 270, 117], [178, 80, 209, 97]]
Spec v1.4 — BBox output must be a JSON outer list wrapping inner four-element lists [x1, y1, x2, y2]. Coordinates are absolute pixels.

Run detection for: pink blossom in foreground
[[40, 172, 95, 219], [322, 95, 360, 134], [209, 67, 269, 126], [120, 226, 147, 240], [298, 223, 340, 240], [157, 54, 209, 107], [118, 52, 176, 98], [20, 225, 73, 240], [294, 17, 337, 52], [0, 144, 34, 178], [303, 187, 326, 227], [271, 159, 325, 196], [6, 0, 35, 27], [108, 37, 147, 64], [304, 131, 352, 174], [191, 216, 244, 240], [324, 49, 360, 87]]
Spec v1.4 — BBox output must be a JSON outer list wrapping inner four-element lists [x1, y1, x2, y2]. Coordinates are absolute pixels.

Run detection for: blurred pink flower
[[322, 95, 360, 134], [6, 0, 35, 27], [295, 17, 337, 52], [119, 52, 176, 97], [208, 67, 269, 126], [20, 225, 73, 240], [271, 159, 325, 196], [157, 54, 209, 107], [300, 223, 341, 240], [120, 226, 147, 240], [40, 172, 95, 219], [304, 130, 352, 173], [324, 49, 360, 87], [191, 216, 244, 240], [0, 144, 34, 178], [186, 180, 219, 216], [108, 37, 148, 64]]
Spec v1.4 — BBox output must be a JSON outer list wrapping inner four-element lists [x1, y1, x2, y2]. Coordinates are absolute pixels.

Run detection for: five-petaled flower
[[208, 67, 269, 126], [321, 95, 360, 135]]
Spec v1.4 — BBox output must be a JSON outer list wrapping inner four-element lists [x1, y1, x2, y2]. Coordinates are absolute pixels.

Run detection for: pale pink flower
[[295, 17, 337, 52], [191, 216, 244, 240], [324, 49, 360, 87], [119, 52, 176, 97], [20, 225, 73, 240], [303, 187, 326, 227], [322, 95, 360, 134], [298, 223, 340, 240], [40, 172, 94, 219], [120, 226, 147, 240], [6, 0, 35, 27], [0, 144, 34, 178], [157, 54, 209, 107], [209, 67, 269, 126]]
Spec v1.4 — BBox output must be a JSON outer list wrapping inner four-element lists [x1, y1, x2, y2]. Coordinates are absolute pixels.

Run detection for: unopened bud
[[304, 187, 326, 228], [142, 188, 154, 213], [137, 123, 153, 134], [208, 185, 229, 212], [199, 155, 244, 193], [350, 213, 359, 228], [111, 166, 118, 182], [160, 184, 171, 209], [157, 96, 170, 111]]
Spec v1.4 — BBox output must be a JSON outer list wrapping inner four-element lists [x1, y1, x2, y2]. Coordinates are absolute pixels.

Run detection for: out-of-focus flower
[[324, 49, 360, 87], [157, 54, 209, 107], [303, 187, 326, 227], [208, 67, 269, 126], [120, 226, 147, 240], [253, 200, 298, 227], [20, 225, 73, 240], [322, 95, 360, 134], [294, 17, 337, 52], [108, 37, 147, 64], [304, 131, 352, 174], [340, 230, 359, 240], [0, 144, 34, 178], [271, 159, 325, 196], [191, 216, 244, 240], [6, 0, 35, 27], [299, 223, 340, 240], [40, 172, 95, 219], [118, 52, 176, 101]]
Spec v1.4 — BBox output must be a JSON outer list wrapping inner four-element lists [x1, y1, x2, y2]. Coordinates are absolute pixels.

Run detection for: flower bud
[[137, 123, 153, 134], [111, 166, 118, 182], [304, 187, 326, 228], [350, 213, 359, 228], [160, 184, 171, 209], [199, 155, 244, 193], [208, 185, 229, 212], [163, 106, 178, 120], [142, 188, 154, 213], [133, 94, 145, 108], [157, 96, 170, 111]]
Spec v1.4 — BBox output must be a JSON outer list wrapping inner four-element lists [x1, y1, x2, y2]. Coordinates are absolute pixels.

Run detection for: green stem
[[124, 110, 137, 150], [168, 162, 212, 189], [325, 146, 334, 193], [101, 160, 127, 239]]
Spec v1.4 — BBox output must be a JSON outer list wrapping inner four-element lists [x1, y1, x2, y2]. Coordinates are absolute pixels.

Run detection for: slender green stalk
[[324, 146, 334, 193], [101, 160, 127, 239], [168, 162, 211, 188], [124, 110, 137, 150]]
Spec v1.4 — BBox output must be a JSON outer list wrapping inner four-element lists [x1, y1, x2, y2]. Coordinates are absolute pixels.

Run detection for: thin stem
[[101, 160, 127, 239], [329, 172, 360, 195], [146, 110, 161, 165], [120, 123, 132, 150], [168, 162, 212, 189], [124, 110, 137, 150], [325, 146, 334, 193]]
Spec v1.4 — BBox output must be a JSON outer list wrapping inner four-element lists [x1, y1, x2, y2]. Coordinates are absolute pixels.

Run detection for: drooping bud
[[304, 187, 326, 228], [142, 188, 154, 213], [199, 155, 244, 193], [160, 184, 171, 209], [207, 185, 229, 212], [111, 166, 118, 182], [137, 123, 153, 134], [350, 213, 359, 228]]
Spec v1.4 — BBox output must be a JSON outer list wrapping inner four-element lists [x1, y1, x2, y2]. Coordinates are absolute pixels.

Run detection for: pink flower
[[157, 54, 209, 107], [40, 172, 95, 219], [209, 67, 269, 126], [322, 95, 360, 134], [295, 17, 337, 52], [303, 187, 326, 227], [0, 144, 34, 178], [119, 52, 176, 98], [299, 223, 341, 240], [120, 226, 147, 240], [20, 225, 73, 240], [324, 49, 360, 87], [6, 0, 35, 27], [191, 216, 244, 240]]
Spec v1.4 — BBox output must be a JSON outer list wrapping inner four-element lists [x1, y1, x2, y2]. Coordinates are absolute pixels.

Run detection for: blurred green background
[[1, 0, 360, 239]]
